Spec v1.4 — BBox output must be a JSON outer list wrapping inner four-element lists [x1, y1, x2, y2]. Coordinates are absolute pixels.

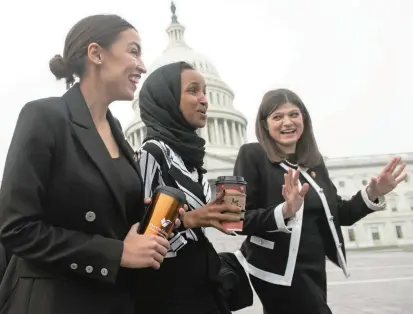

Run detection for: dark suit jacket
[[0, 84, 144, 314], [233, 143, 381, 285]]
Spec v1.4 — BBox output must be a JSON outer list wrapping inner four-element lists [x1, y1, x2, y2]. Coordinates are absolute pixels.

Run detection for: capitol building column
[[213, 119, 220, 145]]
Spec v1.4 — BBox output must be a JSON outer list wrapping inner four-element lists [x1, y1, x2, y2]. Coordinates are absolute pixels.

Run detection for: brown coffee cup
[[215, 176, 247, 232]]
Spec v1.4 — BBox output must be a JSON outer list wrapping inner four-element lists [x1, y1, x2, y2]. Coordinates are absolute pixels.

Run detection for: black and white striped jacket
[[137, 139, 211, 257]]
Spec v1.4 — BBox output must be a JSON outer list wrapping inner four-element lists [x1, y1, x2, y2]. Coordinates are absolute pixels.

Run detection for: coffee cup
[[138, 186, 186, 238], [215, 176, 247, 232]]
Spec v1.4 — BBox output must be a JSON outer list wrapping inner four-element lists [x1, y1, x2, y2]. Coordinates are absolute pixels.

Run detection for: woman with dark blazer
[[233, 89, 407, 313], [135, 61, 244, 314], [0, 15, 171, 314]]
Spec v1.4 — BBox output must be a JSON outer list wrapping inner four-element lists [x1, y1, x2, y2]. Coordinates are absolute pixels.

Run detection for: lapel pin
[[133, 154, 138, 162], [311, 171, 316, 178]]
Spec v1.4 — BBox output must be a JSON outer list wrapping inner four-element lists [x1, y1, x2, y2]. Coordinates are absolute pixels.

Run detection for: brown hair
[[49, 14, 135, 89], [255, 88, 322, 168]]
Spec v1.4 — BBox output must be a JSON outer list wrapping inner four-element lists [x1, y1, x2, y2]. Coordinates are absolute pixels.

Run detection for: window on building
[[388, 200, 397, 212], [371, 226, 380, 241], [348, 229, 356, 242], [339, 181, 345, 187], [386, 193, 398, 212], [395, 225, 403, 239]]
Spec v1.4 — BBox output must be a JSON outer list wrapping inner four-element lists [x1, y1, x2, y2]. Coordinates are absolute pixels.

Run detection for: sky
[[0, 0, 412, 177]]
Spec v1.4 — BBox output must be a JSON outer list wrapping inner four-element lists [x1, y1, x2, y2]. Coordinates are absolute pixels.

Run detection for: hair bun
[[49, 54, 69, 79]]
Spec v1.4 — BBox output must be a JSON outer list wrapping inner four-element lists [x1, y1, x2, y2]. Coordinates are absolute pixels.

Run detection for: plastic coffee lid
[[154, 185, 186, 204], [215, 176, 247, 185]]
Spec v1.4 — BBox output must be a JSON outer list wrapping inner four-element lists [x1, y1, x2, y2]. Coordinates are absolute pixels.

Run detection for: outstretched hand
[[282, 168, 309, 219], [366, 157, 407, 201]]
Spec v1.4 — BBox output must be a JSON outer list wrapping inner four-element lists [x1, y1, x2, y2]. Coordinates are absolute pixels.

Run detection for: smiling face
[[179, 69, 208, 129], [90, 28, 147, 101], [266, 102, 304, 154]]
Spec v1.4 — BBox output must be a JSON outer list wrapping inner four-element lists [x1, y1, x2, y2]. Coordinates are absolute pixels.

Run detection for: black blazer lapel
[[62, 84, 127, 222]]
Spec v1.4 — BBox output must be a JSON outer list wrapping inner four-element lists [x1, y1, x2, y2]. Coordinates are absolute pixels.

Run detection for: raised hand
[[178, 190, 242, 235], [366, 157, 407, 201], [282, 168, 309, 219]]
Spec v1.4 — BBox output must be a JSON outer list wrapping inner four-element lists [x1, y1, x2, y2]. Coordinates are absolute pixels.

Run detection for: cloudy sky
[[0, 0, 412, 177]]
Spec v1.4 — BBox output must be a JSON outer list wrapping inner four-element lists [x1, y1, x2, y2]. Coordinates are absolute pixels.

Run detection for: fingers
[[392, 162, 406, 179], [129, 222, 139, 234], [147, 236, 170, 269], [217, 213, 243, 222], [284, 169, 293, 189], [283, 169, 302, 199], [214, 203, 242, 214], [292, 168, 300, 187], [153, 235, 170, 250], [150, 259, 161, 270], [178, 207, 186, 217], [144, 197, 152, 204], [152, 251, 165, 265], [174, 218, 181, 229], [389, 157, 402, 173], [284, 169, 299, 190], [381, 157, 400, 175], [283, 174, 289, 194], [282, 185, 287, 199], [155, 242, 169, 257], [369, 177, 378, 188], [174, 207, 187, 229], [299, 183, 309, 198], [210, 220, 232, 235], [395, 173, 408, 185]]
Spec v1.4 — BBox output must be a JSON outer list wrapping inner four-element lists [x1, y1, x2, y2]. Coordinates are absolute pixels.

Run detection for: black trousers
[[250, 273, 333, 314]]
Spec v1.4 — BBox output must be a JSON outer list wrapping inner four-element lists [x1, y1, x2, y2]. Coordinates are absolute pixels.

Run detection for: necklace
[[284, 159, 298, 168]]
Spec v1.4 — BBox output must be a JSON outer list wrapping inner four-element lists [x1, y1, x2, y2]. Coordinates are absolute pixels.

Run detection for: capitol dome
[[125, 2, 248, 179]]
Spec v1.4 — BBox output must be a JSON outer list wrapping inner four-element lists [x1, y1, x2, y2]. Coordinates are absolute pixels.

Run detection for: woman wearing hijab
[[233, 89, 407, 313], [135, 61, 243, 314]]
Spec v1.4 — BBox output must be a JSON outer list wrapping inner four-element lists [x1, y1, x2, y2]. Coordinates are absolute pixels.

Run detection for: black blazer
[[0, 84, 143, 314], [233, 143, 385, 286]]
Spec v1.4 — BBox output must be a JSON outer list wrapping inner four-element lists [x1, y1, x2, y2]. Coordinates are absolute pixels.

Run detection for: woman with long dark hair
[[234, 89, 407, 313], [0, 14, 171, 314]]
